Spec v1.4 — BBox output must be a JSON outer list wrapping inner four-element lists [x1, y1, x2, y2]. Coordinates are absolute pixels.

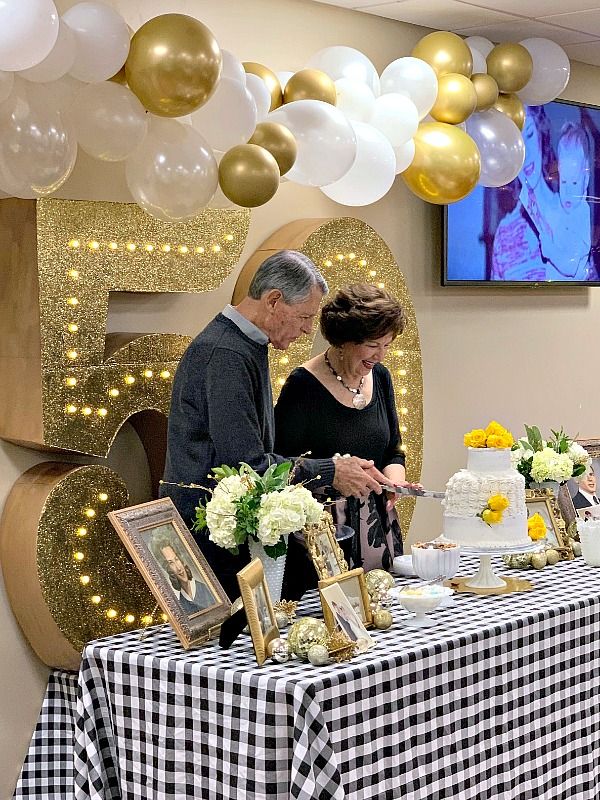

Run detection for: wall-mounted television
[[443, 99, 600, 286]]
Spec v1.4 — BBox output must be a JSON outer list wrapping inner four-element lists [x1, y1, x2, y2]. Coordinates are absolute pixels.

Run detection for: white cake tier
[[443, 514, 530, 548], [466, 447, 512, 473]]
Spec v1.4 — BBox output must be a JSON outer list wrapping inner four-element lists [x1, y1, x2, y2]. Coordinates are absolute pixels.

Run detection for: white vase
[[248, 535, 288, 602]]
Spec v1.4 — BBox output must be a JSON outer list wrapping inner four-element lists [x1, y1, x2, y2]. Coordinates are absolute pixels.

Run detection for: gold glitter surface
[[37, 465, 154, 653]]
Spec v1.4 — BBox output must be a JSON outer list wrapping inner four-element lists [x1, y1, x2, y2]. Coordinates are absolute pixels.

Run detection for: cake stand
[[459, 543, 540, 590]]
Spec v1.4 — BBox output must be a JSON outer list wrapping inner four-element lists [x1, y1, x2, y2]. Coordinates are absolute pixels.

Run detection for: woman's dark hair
[[319, 283, 406, 346]]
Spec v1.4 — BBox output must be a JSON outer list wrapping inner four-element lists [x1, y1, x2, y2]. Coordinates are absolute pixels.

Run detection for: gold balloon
[[283, 68, 337, 105], [402, 122, 481, 205], [219, 144, 280, 208], [125, 14, 222, 118], [108, 26, 133, 85], [493, 92, 526, 130], [411, 31, 473, 78], [430, 73, 477, 125], [249, 122, 297, 176], [243, 62, 282, 111], [471, 73, 499, 111], [486, 42, 533, 94]]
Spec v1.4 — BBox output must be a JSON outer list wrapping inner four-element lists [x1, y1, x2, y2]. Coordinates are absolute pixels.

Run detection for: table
[[14, 558, 600, 800]]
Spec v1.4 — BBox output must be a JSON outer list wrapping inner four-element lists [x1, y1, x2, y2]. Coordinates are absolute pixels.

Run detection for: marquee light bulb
[[66, 350, 78, 360], [97, 407, 108, 417], [98, 493, 108, 502], [66, 404, 77, 414], [126, 242, 136, 252], [336, 253, 344, 261], [178, 245, 188, 254], [400, 407, 408, 415], [279, 356, 289, 365], [73, 551, 85, 561], [67, 297, 79, 306], [68, 239, 80, 249], [76, 527, 87, 537], [277, 378, 285, 386], [377, 282, 385, 289], [161, 244, 171, 253], [106, 609, 118, 619], [67, 323, 79, 333], [124, 375, 135, 385], [142, 369, 153, 378], [141, 615, 153, 625], [145, 244, 154, 252], [195, 246, 205, 254], [159, 370, 171, 379], [68, 269, 79, 280], [81, 406, 92, 416], [400, 425, 407, 433], [212, 244, 221, 253], [225, 234, 234, 241], [80, 575, 90, 585], [108, 388, 119, 397], [369, 270, 377, 277], [400, 388, 407, 395], [399, 369, 407, 376], [91, 595, 101, 604], [109, 242, 118, 250], [348, 252, 356, 260], [323, 260, 332, 267], [84, 508, 96, 518], [359, 259, 367, 267], [125, 614, 135, 624], [88, 241, 100, 250]]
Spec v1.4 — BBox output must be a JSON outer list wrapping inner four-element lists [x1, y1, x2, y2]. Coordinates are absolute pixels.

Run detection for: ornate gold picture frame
[[319, 567, 372, 630], [237, 558, 280, 666], [563, 439, 600, 535], [305, 513, 348, 580], [525, 489, 572, 559], [108, 498, 231, 649]]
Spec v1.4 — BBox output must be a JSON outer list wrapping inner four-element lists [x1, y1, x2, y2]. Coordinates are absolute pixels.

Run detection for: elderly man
[[160, 249, 387, 599]]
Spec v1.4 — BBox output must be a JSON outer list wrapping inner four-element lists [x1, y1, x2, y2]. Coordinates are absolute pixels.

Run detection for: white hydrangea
[[205, 495, 238, 550], [212, 474, 249, 503], [510, 446, 528, 469], [530, 448, 573, 483], [290, 485, 324, 525], [256, 486, 324, 547], [568, 442, 591, 470]]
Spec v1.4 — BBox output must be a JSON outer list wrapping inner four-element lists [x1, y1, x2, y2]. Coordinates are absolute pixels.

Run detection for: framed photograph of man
[[320, 580, 373, 653], [237, 558, 280, 666], [108, 498, 231, 649], [525, 489, 572, 558], [565, 440, 600, 524], [319, 567, 372, 629], [305, 513, 348, 580]]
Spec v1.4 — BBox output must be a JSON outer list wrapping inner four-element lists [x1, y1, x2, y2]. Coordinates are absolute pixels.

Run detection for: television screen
[[444, 99, 600, 285]]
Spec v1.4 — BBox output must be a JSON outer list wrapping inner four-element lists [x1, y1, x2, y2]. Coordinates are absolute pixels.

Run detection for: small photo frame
[[320, 580, 374, 653], [565, 440, 600, 526], [319, 566, 372, 629], [237, 558, 280, 666], [108, 498, 231, 649], [525, 488, 572, 558], [305, 514, 348, 581]]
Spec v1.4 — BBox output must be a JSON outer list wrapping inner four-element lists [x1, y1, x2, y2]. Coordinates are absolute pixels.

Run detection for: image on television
[[445, 100, 600, 284]]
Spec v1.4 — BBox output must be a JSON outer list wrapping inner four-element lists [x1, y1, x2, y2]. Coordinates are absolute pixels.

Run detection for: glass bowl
[[411, 543, 461, 582], [398, 586, 452, 628]]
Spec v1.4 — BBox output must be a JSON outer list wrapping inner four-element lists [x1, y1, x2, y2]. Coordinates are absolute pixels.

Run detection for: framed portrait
[[108, 498, 231, 649], [237, 558, 280, 666], [565, 440, 600, 529], [320, 580, 374, 653], [319, 566, 372, 629], [525, 489, 572, 559], [305, 513, 348, 581]]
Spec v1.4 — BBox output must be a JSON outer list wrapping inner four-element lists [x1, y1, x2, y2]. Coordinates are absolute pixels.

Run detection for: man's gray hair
[[248, 249, 328, 304]]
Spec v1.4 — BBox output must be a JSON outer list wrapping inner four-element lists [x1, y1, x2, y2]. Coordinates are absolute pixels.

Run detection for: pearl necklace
[[324, 349, 367, 409]]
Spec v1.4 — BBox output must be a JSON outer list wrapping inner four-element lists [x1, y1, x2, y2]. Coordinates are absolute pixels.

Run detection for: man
[[160, 249, 387, 599], [151, 535, 214, 615], [572, 467, 600, 509]]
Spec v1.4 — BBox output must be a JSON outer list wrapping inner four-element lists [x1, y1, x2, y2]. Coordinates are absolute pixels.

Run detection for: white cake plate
[[459, 542, 541, 590]]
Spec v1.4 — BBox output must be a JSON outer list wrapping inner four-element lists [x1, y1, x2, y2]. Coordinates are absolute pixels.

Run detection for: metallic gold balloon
[[108, 25, 133, 85], [411, 31, 473, 78], [219, 144, 280, 208], [493, 92, 526, 130], [430, 73, 477, 124], [402, 122, 481, 205], [125, 14, 222, 118], [471, 73, 499, 111], [283, 68, 337, 105], [243, 62, 282, 111], [486, 42, 533, 94], [248, 122, 297, 176]]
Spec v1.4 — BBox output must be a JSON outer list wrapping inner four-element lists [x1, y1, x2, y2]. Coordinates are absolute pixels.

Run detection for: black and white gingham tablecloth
[[14, 557, 600, 800]]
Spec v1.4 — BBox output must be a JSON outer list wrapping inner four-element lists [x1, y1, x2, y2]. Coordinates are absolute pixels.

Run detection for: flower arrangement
[[527, 513, 547, 541], [511, 425, 591, 488], [193, 461, 324, 559], [478, 494, 509, 526], [464, 421, 514, 449]]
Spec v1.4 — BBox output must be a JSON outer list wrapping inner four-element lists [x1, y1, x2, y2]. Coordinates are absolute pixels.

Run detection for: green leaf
[[573, 464, 586, 478], [192, 504, 207, 532], [264, 540, 287, 559], [524, 425, 543, 452]]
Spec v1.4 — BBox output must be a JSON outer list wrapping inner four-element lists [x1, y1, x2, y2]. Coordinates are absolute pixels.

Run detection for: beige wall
[[2, 0, 600, 794]]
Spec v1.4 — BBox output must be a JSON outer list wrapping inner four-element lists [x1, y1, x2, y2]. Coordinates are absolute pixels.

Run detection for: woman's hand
[[384, 481, 423, 511]]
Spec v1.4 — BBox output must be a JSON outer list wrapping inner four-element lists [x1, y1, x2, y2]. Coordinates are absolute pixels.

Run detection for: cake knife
[[380, 484, 446, 499]]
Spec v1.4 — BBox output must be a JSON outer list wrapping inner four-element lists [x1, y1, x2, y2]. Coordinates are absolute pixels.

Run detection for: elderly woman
[[275, 283, 414, 586]]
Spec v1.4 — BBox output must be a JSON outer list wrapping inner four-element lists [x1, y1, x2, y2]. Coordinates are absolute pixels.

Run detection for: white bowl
[[398, 586, 452, 627], [411, 544, 461, 582], [392, 555, 416, 576]]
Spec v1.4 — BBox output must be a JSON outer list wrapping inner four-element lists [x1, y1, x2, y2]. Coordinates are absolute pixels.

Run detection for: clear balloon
[[42, 74, 85, 115], [518, 38, 570, 105], [0, 71, 13, 104], [69, 81, 148, 161], [466, 108, 525, 188], [370, 93, 418, 147], [221, 50, 246, 85], [125, 116, 218, 222], [307, 46, 380, 96], [245, 73, 271, 122], [19, 19, 75, 83], [321, 122, 396, 206], [191, 77, 257, 151], [64, 2, 129, 83], [393, 138, 415, 175], [334, 78, 375, 122], [0, 0, 59, 72], [380, 57, 438, 120], [269, 99, 356, 187], [465, 36, 494, 59]]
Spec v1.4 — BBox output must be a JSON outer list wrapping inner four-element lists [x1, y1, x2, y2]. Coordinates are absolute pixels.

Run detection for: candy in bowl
[[398, 585, 453, 628]]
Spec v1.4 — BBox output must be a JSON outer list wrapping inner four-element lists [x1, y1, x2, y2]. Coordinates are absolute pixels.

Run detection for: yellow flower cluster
[[464, 421, 514, 449], [527, 513, 547, 541], [479, 493, 510, 525]]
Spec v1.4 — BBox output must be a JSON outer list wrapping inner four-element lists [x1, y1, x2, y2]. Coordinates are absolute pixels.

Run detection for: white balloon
[[335, 78, 375, 122], [69, 81, 148, 161], [269, 99, 356, 187], [0, 0, 59, 72], [465, 36, 494, 59], [126, 117, 218, 222], [0, 71, 13, 104], [470, 48, 487, 75], [191, 77, 257, 151], [64, 2, 129, 83], [19, 19, 75, 82], [518, 38, 570, 105], [42, 74, 85, 115], [245, 73, 271, 122], [380, 57, 437, 120], [276, 71, 293, 90], [370, 93, 418, 147], [466, 109, 525, 188], [221, 50, 246, 85], [307, 46, 380, 96], [321, 122, 396, 206], [393, 138, 415, 174]]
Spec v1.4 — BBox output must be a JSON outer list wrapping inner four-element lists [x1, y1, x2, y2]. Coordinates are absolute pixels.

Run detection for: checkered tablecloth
[[14, 557, 600, 800]]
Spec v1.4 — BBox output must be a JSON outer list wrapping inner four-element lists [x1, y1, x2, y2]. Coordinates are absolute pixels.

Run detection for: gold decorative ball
[[545, 549, 560, 566], [307, 644, 330, 665], [287, 618, 328, 659], [571, 540, 582, 558], [373, 609, 393, 630], [365, 569, 395, 595], [268, 637, 291, 663], [530, 552, 547, 570]]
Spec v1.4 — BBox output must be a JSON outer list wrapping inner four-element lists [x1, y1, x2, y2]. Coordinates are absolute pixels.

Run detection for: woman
[[275, 284, 415, 594]]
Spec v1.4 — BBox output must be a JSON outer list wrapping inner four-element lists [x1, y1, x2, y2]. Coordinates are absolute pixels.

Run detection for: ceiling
[[310, 0, 600, 67]]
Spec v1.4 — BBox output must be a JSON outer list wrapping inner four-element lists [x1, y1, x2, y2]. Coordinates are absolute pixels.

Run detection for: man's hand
[[332, 456, 387, 499]]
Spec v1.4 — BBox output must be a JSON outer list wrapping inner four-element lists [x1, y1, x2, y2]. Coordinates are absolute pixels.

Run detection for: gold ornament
[[486, 42, 533, 94], [287, 617, 328, 659], [273, 599, 298, 623], [471, 73, 499, 112], [545, 549, 560, 566], [430, 73, 477, 125], [249, 122, 297, 177], [373, 608, 393, 630], [125, 14, 222, 117], [307, 643, 330, 665], [402, 122, 481, 205], [411, 31, 473, 78], [365, 569, 395, 594], [530, 551, 547, 570], [493, 92, 526, 130], [326, 629, 358, 663], [571, 539, 582, 558], [284, 68, 337, 105], [219, 144, 280, 208], [243, 61, 282, 111]]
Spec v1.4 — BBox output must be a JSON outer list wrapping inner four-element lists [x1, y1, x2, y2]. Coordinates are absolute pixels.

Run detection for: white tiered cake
[[442, 447, 530, 548]]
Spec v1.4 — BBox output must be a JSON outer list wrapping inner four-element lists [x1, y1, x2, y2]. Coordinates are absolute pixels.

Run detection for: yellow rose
[[488, 494, 509, 512], [482, 509, 502, 524], [485, 421, 506, 437], [527, 513, 547, 541], [486, 434, 507, 449], [498, 432, 514, 448], [464, 429, 487, 448]]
